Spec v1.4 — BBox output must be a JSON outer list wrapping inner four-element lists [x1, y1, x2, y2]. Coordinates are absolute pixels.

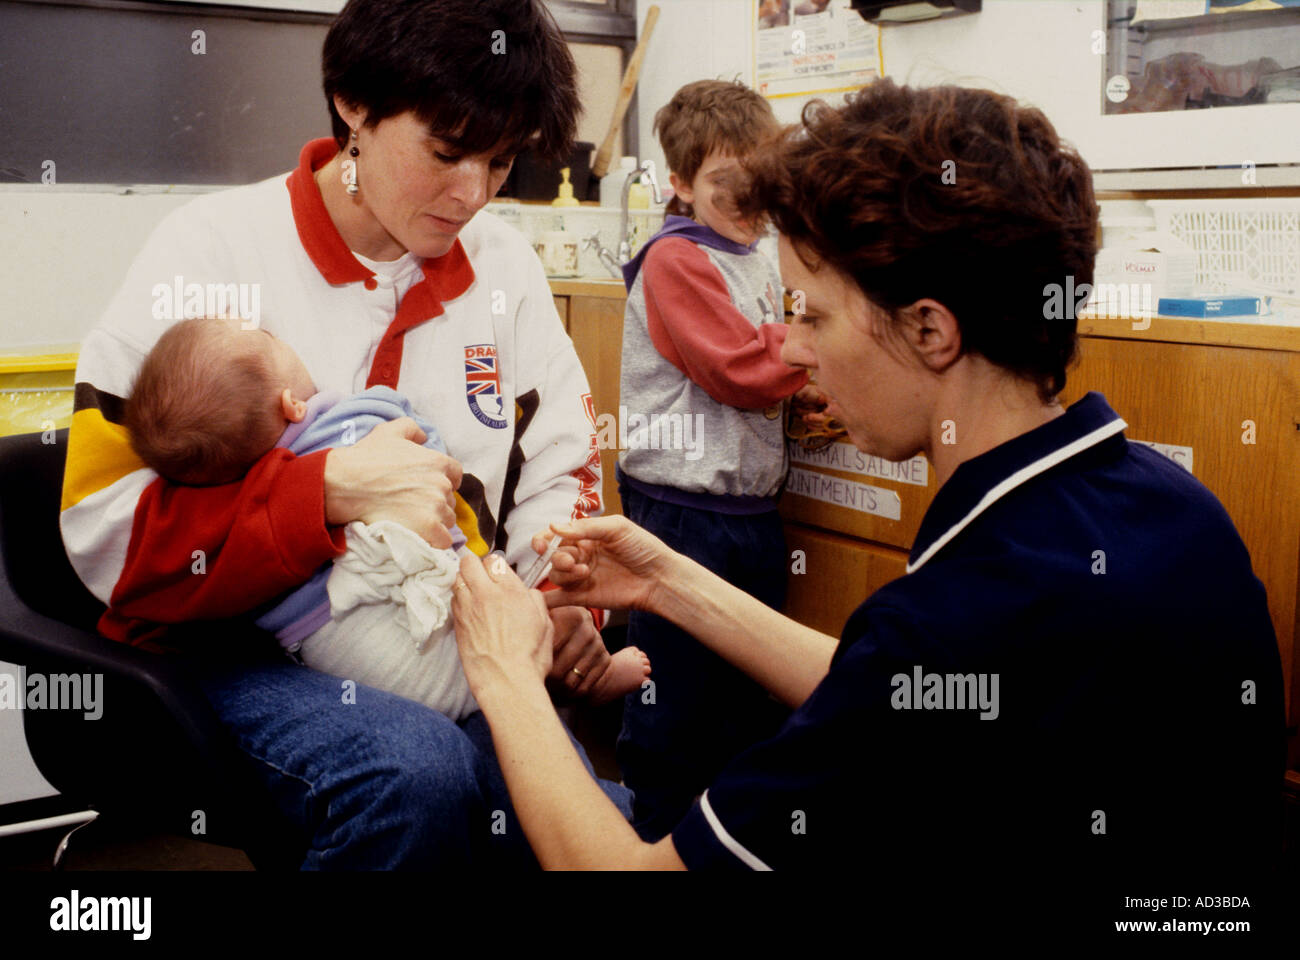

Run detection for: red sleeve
[[642, 238, 808, 409], [100, 448, 346, 643]]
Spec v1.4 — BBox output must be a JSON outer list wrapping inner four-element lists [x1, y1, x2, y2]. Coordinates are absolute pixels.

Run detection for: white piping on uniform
[[906, 417, 1128, 575], [700, 790, 773, 871]]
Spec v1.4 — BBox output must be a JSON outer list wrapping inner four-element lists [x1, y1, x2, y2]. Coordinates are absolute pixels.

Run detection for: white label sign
[[785, 467, 902, 520], [1132, 439, 1193, 473], [789, 441, 929, 487]]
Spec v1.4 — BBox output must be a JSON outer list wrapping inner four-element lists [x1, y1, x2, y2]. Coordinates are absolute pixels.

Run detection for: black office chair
[[0, 429, 302, 869]]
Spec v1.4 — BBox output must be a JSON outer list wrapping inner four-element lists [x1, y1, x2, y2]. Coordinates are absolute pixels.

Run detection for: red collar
[[285, 137, 475, 298]]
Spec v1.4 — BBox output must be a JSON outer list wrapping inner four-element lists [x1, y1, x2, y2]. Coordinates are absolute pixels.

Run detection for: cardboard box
[[1093, 230, 1197, 308]]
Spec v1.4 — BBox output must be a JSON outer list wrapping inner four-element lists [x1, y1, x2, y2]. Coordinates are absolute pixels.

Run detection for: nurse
[[451, 79, 1285, 874]]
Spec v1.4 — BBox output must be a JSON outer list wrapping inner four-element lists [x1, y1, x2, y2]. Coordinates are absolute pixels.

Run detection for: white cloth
[[327, 520, 460, 648], [300, 522, 477, 721]]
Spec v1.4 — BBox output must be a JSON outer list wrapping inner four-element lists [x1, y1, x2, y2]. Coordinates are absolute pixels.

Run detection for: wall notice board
[[0, 0, 334, 185]]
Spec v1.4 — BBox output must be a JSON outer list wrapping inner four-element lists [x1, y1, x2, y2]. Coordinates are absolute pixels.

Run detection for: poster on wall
[[755, 0, 882, 101]]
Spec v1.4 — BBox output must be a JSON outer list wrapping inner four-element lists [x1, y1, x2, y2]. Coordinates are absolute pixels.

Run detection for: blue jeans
[[617, 483, 791, 842], [194, 656, 633, 870]]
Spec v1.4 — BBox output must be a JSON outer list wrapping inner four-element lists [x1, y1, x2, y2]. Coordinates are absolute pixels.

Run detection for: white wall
[[880, 1, 1300, 173], [634, 0, 755, 189], [0, 1, 1108, 355], [631, 0, 1105, 181], [634, 0, 1299, 179], [0, 188, 205, 354], [6, 0, 1295, 353]]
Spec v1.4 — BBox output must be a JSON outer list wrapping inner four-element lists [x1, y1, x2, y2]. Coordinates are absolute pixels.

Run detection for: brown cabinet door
[[567, 295, 625, 518], [782, 522, 910, 636]]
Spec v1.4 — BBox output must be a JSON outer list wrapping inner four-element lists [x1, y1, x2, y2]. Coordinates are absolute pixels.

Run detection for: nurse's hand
[[535, 516, 675, 615], [323, 417, 463, 548], [452, 551, 554, 692]]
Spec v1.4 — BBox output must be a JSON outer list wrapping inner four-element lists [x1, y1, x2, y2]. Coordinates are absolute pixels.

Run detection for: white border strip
[[0, 809, 98, 839], [699, 791, 772, 872], [906, 418, 1129, 575]]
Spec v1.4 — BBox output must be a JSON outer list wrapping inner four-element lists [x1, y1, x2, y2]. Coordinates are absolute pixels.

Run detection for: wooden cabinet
[[779, 447, 937, 552], [783, 523, 910, 636], [552, 281, 629, 518]]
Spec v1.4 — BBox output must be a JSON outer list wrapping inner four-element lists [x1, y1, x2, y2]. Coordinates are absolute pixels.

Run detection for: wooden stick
[[591, 4, 661, 180]]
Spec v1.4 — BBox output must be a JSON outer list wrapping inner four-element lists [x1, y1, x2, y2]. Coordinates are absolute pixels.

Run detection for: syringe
[[519, 533, 562, 589]]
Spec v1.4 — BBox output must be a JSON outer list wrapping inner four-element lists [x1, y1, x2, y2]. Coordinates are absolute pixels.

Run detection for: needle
[[520, 534, 562, 589]]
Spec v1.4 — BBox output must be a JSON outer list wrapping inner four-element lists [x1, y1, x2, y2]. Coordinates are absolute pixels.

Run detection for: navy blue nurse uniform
[[670, 392, 1284, 874]]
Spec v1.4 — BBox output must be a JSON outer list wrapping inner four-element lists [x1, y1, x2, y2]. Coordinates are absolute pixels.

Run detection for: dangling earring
[[341, 129, 360, 197]]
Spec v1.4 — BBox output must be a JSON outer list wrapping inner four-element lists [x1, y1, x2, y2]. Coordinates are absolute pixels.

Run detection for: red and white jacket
[[60, 138, 603, 646]]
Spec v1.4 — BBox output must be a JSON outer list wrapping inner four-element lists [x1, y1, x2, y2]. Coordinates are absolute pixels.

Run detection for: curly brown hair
[[738, 79, 1098, 402]]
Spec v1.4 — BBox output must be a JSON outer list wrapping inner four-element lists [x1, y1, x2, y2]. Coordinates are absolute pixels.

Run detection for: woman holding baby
[[61, 0, 634, 868]]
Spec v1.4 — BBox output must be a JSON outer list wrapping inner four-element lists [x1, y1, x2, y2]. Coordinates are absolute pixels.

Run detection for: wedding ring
[[571, 667, 585, 679]]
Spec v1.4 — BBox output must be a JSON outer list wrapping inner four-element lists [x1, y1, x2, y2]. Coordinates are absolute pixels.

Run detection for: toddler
[[617, 80, 809, 838]]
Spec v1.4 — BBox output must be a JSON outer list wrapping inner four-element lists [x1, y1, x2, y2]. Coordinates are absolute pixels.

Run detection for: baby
[[123, 316, 650, 717]]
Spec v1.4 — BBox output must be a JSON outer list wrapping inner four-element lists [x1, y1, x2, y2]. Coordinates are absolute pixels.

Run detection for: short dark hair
[[322, 0, 580, 160], [739, 79, 1098, 402]]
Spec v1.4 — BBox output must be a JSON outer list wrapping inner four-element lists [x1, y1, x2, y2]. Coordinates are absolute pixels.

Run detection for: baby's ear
[[281, 387, 308, 423]]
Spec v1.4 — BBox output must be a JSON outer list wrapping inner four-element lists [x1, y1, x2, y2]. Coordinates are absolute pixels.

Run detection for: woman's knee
[[303, 698, 489, 868]]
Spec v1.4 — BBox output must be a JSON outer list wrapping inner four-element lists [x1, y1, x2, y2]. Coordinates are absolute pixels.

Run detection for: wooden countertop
[[548, 278, 627, 298], [1078, 312, 1300, 353]]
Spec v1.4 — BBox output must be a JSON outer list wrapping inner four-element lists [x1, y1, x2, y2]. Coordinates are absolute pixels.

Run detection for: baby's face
[[221, 319, 316, 406]]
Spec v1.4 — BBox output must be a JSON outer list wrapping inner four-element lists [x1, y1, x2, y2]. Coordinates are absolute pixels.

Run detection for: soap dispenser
[[537, 167, 581, 278], [551, 168, 581, 208], [549, 165, 581, 244]]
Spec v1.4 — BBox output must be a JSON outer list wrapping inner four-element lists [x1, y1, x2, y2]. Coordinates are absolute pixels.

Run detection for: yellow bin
[[0, 353, 77, 438]]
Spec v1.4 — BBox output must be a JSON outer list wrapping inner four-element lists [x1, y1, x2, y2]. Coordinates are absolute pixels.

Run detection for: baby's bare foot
[[588, 646, 651, 706]]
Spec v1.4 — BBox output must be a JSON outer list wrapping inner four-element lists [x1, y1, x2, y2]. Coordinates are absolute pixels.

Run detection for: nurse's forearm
[[656, 553, 837, 708], [474, 668, 684, 870]]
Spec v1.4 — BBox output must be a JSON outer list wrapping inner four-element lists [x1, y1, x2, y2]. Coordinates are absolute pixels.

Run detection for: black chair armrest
[[0, 573, 235, 769]]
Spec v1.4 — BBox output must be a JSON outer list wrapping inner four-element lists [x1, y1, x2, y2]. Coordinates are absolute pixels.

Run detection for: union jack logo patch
[[464, 343, 507, 429]]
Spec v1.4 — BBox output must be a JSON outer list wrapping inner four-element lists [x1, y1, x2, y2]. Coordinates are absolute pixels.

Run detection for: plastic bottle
[[628, 180, 650, 210], [600, 156, 638, 208]]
